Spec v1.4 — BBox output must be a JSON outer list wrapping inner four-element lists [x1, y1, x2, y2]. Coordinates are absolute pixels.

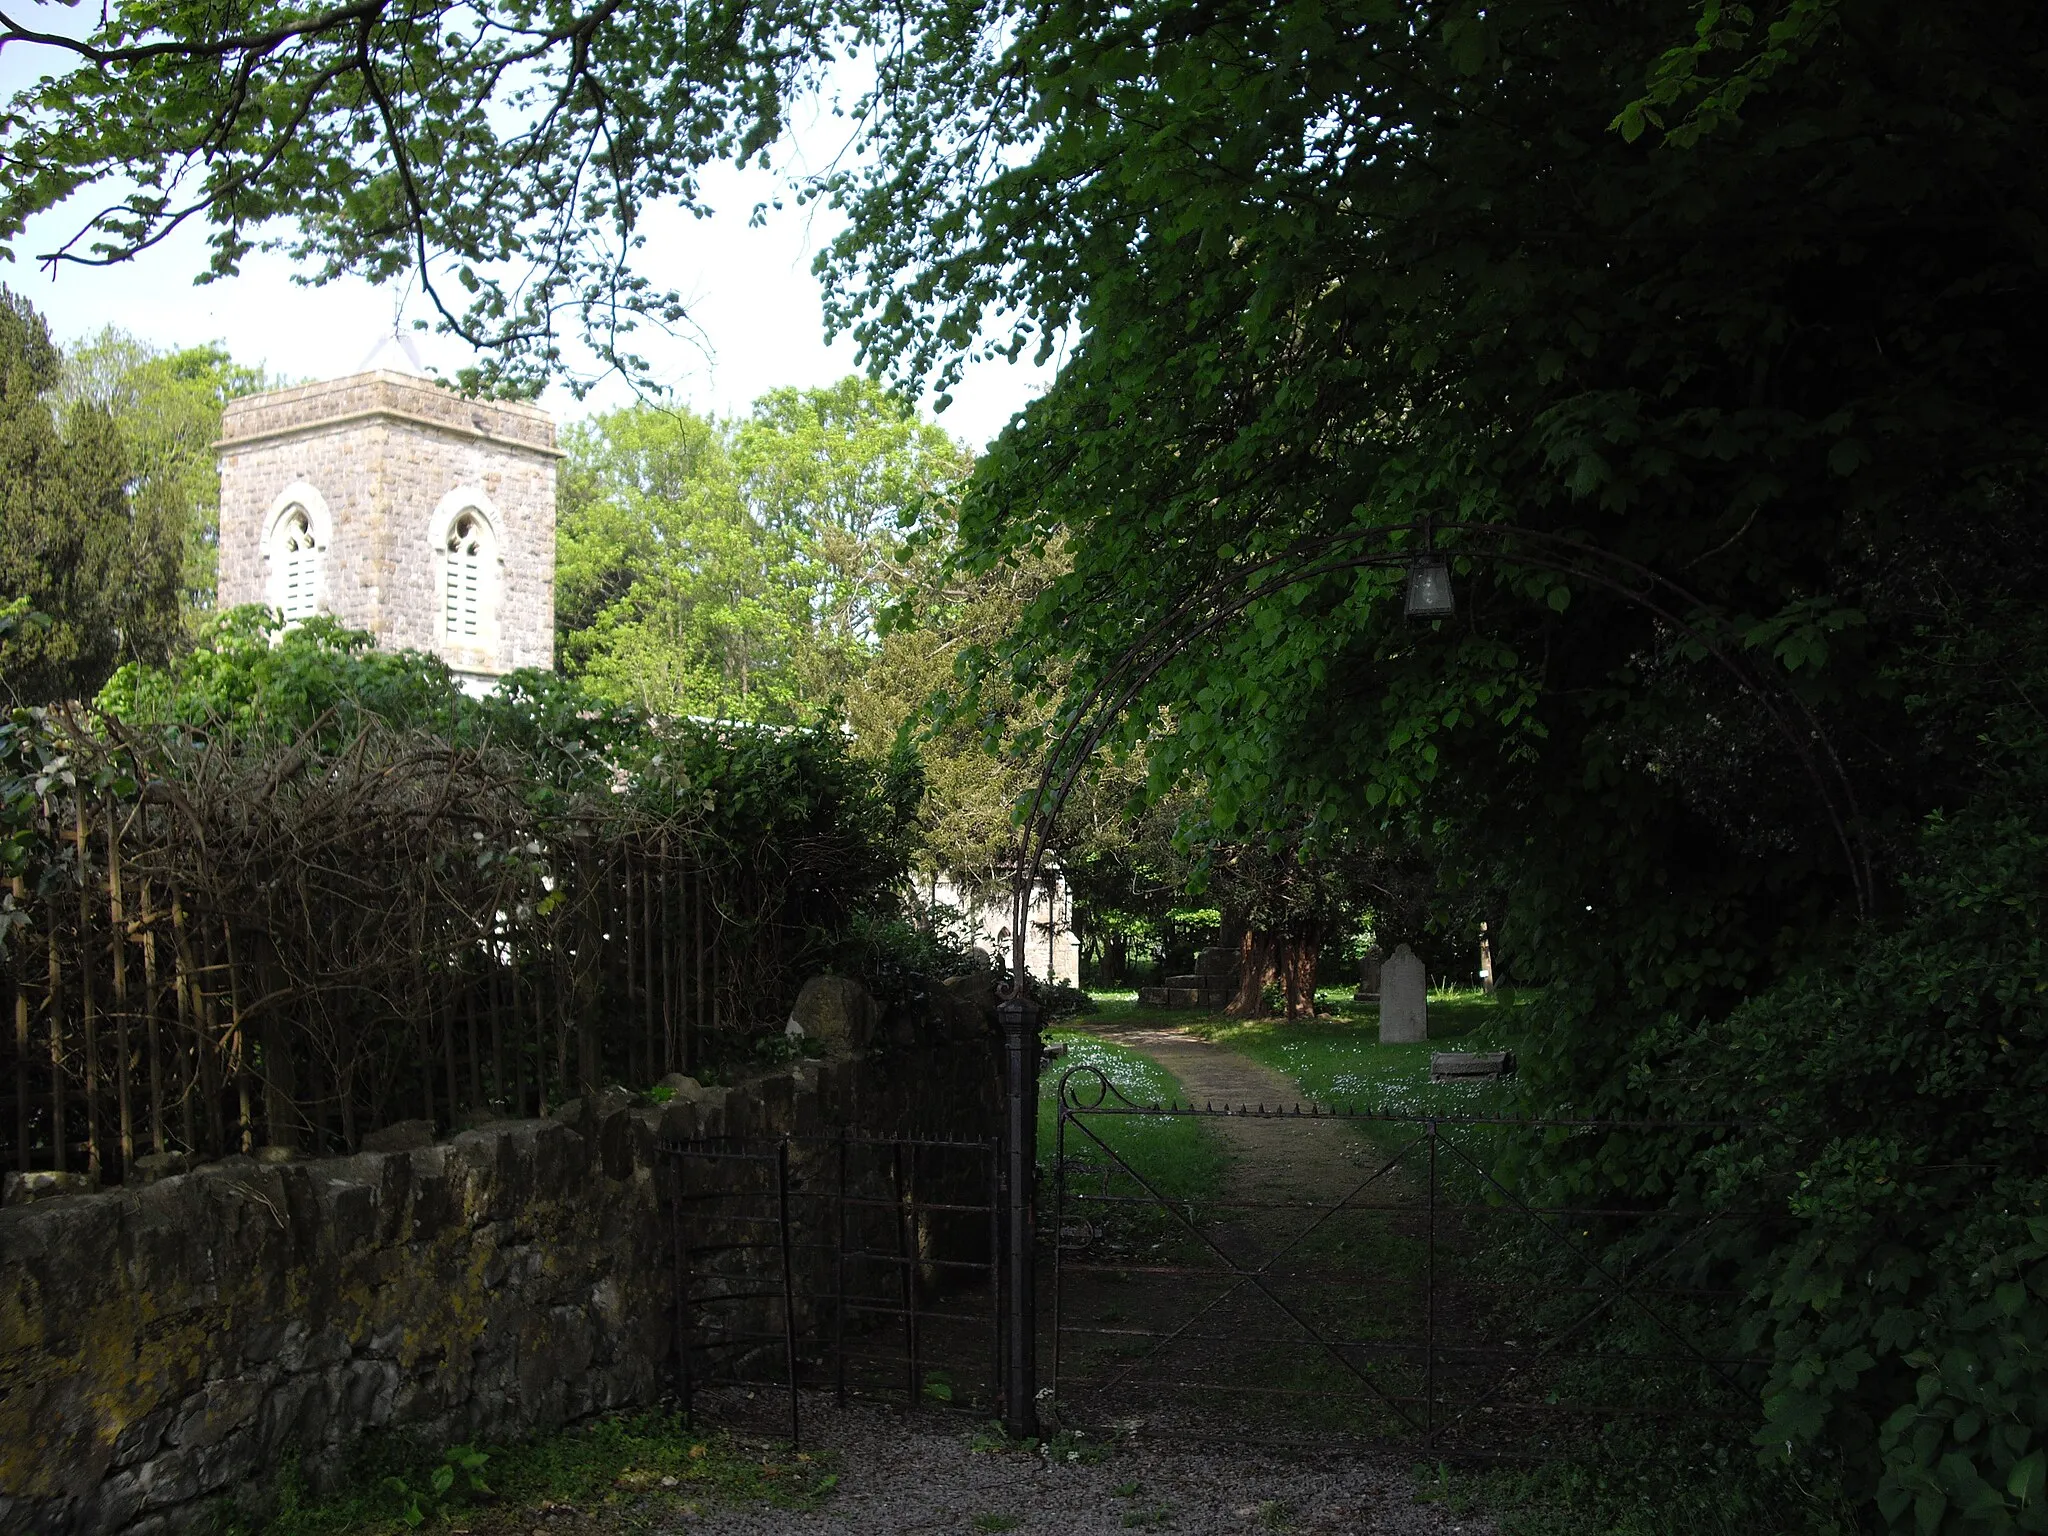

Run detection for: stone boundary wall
[[0, 1040, 1000, 1536]]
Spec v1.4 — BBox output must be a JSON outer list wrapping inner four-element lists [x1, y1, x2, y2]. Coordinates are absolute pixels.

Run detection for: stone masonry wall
[[0, 1040, 1000, 1536], [216, 370, 557, 679]]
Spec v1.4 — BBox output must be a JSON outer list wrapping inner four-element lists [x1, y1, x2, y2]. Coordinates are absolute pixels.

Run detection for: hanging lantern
[[1404, 553, 1455, 619]]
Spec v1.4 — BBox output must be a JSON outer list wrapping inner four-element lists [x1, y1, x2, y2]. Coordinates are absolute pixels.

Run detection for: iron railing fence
[[663, 1131, 1004, 1447], [0, 715, 859, 1185]]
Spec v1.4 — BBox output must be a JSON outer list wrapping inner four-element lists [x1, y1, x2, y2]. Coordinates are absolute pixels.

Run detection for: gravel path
[[660, 1398, 1488, 1535]]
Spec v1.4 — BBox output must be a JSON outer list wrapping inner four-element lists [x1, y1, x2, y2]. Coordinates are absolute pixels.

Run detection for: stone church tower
[[215, 360, 558, 689]]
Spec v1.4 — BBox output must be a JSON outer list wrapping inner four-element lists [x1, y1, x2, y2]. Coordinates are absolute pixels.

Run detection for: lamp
[[1404, 552, 1455, 619]]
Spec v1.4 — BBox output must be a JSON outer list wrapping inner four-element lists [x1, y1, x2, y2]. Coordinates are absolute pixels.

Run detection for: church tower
[[214, 353, 558, 689]]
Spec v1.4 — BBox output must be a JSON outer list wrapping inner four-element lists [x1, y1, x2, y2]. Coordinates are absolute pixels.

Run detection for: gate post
[[998, 988, 1040, 1438]]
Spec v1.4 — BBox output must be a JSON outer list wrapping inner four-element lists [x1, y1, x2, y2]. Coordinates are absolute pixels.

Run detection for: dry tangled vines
[[1, 703, 897, 1184]]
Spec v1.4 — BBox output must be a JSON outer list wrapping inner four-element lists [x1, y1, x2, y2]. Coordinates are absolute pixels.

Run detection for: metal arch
[[988, 517, 1874, 1439], [999, 518, 1875, 988]]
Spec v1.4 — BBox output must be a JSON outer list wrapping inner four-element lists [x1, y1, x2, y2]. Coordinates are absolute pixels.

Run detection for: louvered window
[[276, 507, 319, 620], [444, 512, 488, 639]]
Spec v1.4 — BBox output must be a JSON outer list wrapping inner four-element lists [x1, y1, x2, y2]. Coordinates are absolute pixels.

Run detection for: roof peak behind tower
[[353, 330, 430, 377]]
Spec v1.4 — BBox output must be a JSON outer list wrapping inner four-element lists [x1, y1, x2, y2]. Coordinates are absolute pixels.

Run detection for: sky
[[0, 30, 1053, 448]]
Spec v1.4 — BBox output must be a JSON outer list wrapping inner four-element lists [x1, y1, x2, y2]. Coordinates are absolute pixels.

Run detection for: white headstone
[[1379, 944, 1428, 1043]]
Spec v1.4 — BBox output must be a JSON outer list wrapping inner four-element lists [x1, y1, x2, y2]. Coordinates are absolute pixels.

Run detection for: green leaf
[[2011, 1451, 2047, 1507]]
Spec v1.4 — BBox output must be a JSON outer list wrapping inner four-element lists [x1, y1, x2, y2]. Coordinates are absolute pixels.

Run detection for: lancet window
[[443, 510, 495, 640], [271, 505, 321, 620]]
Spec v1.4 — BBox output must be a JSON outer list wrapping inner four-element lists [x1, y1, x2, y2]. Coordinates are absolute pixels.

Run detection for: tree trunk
[[1226, 928, 1278, 1017], [1278, 930, 1321, 1019]]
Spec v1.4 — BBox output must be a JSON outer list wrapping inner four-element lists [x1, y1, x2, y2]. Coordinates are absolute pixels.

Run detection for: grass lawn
[[228, 1414, 840, 1535], [1081, 984, 1533, 1119], [1037, 1025, 1225, 1204]]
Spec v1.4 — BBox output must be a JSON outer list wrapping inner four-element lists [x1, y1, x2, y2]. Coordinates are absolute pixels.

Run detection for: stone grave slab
[[1379, 944, 1427, 1043]]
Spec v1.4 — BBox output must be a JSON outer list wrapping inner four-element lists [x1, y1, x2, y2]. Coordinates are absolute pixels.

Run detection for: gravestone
[[786, 974, 877, 1055], [1430, 1050, 1515, 1083], [1355, 945, 1385, 1000], [1378, 944, 1428, 1043]]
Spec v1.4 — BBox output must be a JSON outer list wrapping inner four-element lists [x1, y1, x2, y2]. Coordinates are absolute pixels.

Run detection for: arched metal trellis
[[989, 518, 1871, 1435]]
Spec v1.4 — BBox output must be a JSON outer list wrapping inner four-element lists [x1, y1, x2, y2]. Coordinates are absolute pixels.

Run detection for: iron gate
[[1048, 1062, 1775, 1454], [661, 1131, 1005, 1444]]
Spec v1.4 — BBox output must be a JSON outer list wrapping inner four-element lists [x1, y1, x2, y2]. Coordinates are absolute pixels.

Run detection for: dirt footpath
[[1071, 1019, 1393, 1214]]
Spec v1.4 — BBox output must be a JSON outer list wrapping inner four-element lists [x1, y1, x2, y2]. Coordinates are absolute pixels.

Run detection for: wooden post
[[217, 918, 252, 1156], [441, 990, 460, 1125], [641, 848, 656, 1082], [514, 961, 531, 1118], [488, 946, 505, 1109], [12, 875, 30, 1171], [263, 1015, 298, 1152], [256, 943, 297, 1153], [46, 914, 63, 1173], [621, 847, 637, 1085], [466, 972, 483, 1112], [659, 834, 674, 1076], [529, 963, 544, 1117], [418, 992, 437, 1130], [170, 881, 206, 1154], [693, 863, 705, 1072], [169, 881, 201, 1152], [74, 789, 100, 1181], [553, 939, 570, 1109], [337, 1056, 358, 1152], [140, 878, 166, 1156], [106, 798, 134, 1172]]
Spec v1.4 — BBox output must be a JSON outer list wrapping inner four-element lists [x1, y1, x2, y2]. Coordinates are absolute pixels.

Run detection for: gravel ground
[[641, 1029, 1484, 1535], [649, 1398, 1493, 1536], [492, 1028, 1496, 1536]]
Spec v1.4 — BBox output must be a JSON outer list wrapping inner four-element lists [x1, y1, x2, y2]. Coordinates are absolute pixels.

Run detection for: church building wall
[[926, 870, 1082, 988]]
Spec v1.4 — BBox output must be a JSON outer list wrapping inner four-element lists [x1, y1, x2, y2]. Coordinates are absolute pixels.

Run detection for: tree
[[60, 330, 272, 620], [734, 375, 974, 697], [1, 0, 858, 394], [557, 401, 811, 717], [0, 288, 171, 704], [811, 0, 2047, 1029], [557, 377, 974, 722], [809, 3, 2048, 1521]]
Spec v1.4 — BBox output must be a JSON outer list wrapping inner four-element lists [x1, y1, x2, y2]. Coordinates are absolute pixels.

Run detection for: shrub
[[2, 613, 922, 1171]]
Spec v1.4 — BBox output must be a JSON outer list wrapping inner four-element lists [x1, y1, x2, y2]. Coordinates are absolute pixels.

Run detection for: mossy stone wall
[[0, 1041, 1000, 1535]]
